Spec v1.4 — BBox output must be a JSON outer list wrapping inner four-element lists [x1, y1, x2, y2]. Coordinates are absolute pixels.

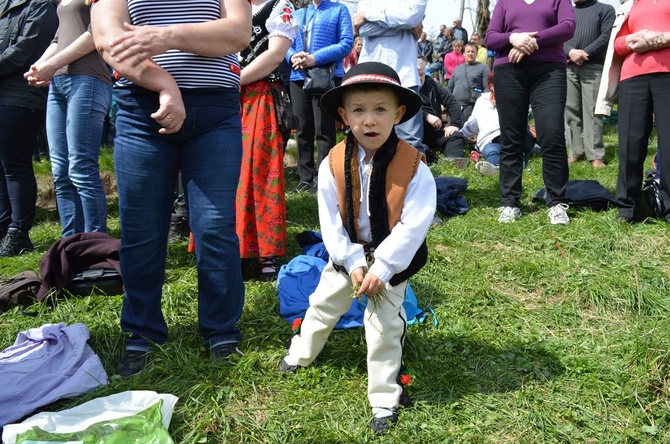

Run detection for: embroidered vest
[[329, 137, 428, 285], [239, 0, 282, 83]]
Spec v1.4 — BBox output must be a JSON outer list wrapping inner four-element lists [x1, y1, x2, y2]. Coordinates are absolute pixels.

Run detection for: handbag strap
[[301, 7, 315, 53]]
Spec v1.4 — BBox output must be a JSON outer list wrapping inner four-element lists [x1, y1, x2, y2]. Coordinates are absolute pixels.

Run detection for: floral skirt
[[236, 81, 286, 258]]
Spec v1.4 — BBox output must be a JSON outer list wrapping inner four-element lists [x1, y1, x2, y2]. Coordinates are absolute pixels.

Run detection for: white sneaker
[[498, 206, 521, 223], [547, 203, 570, 225], [475, 161, 499, 176]]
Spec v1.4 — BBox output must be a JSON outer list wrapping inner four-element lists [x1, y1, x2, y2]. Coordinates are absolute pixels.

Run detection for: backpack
[[0, 270, 41, 312], [638, 172, 665, 220], [277, 254, 436, 329]]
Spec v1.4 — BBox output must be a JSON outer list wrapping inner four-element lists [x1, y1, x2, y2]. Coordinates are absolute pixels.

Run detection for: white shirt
[[317, 145, 436, 284], [356, 0, 428, 89], [458, 92, 501, 149]]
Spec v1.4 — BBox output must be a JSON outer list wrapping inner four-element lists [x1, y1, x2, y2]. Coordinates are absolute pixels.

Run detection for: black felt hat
[[320, 62, 422, 124]]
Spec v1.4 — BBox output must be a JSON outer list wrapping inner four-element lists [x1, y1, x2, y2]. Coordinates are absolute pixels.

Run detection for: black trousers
[[494, 62, 568, 208], [290, 79, 340, 183], [0, 105, 42, 234], [616, 73, 670, 221]]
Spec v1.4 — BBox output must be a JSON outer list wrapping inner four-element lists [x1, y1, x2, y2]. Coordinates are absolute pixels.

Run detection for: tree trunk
[[476, 0, 491, 38]]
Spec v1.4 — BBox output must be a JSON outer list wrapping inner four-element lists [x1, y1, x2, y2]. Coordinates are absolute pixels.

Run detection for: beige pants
[[287, 259, 408, 409]]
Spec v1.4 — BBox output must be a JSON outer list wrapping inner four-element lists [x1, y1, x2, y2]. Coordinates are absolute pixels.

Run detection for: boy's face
[[337, 88, 406, 153]]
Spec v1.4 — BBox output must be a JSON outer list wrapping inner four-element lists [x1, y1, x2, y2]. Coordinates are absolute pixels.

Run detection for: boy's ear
[[394, 105, 407, 125], [337, 107, 349, 126]]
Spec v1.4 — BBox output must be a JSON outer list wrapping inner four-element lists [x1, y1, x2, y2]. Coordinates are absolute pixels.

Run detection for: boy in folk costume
[[279, 62, 436, 434]]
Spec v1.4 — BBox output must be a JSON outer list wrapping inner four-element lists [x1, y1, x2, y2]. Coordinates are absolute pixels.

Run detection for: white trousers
[[287, 259, 408, 409]]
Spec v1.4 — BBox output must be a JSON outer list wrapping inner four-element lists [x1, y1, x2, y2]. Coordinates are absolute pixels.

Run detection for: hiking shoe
[[548, 203, 570, 225], [369, 410, 398, 435], [117, 350, 150, 377], [278, 357, 298, 373], [289, 181, 314, 194], [0, 227, 34, 257], [210, 342, 243, 363], [167, 215, 190, 243], [497, 206, 521, 223], [475, 160, 499, 176]]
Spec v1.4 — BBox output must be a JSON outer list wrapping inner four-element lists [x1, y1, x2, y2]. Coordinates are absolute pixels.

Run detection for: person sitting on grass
[[457, 70, 535, 175], [417, 56, 463, 165], [278, 62, 436, 435]]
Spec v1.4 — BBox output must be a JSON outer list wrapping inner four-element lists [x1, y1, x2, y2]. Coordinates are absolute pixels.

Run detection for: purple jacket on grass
[[0, 323, 108, 427]]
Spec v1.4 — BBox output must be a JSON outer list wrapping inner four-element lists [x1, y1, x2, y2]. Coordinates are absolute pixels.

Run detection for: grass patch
[[1, 127, 669, 442]]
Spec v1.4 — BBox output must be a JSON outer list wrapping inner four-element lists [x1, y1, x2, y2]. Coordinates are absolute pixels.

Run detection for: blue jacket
[[286, 0, 353, 81]]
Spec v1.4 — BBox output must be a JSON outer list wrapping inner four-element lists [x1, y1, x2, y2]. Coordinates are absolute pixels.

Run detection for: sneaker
[[210, 342, 243, 363], [547, 203, 570, 225], [0, 227, 33, 257], [289, 180, 314, 194], [117, 350, 150, 377], [369, 410, 398, 435], [475, 160, 499, 176], [278, 357, 298, 373], [497, 206, 521, 223]]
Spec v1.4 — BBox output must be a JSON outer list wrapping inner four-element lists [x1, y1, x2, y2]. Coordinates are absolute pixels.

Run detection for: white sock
[[283, 354, 298, 366], [372, 407, 394, 418]]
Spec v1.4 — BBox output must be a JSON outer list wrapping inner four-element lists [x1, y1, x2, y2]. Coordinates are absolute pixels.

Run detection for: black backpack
[[0, 270, 41, 312]]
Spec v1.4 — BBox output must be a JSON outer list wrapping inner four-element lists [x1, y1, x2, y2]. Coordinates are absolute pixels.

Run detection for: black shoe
[[168, 215, 190, 243], [117, 350, 150, 376], [259, 256, 279, 282], [369, 411, 398, 435], [0, 227, 33, 257], [289, 181, 314, 194], [211, 342, 243, 363], [278, 358, 298, 373]]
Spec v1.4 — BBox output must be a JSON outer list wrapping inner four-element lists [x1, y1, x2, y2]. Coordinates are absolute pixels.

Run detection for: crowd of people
[[0, 0, 668, 436]]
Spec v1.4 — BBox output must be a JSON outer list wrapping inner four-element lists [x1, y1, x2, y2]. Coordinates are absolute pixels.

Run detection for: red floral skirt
[[236, 81, 286, 258]]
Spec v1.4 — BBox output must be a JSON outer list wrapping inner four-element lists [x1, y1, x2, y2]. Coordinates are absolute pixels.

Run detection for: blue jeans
[[47, 75, 111, 236], [114, 87, 244, 351], [0, 106, 43, 233], [395, 85, 425, 151], [494, 62, 568, 208], [481, 131, 534, 166]]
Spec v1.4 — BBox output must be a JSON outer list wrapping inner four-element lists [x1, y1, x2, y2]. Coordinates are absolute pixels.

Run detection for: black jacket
[[419, 75, 463, 128], [0, 0, 58, 109]]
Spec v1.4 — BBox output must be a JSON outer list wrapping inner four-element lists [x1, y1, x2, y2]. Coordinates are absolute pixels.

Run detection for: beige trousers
[[287, 259, 408, 409]]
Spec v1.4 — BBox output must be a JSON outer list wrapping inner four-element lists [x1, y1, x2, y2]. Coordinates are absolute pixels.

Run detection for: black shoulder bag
[[301, 9, 335, 95]]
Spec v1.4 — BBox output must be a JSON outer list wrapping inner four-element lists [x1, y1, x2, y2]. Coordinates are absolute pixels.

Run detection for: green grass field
[[1, 127, 668, 443]]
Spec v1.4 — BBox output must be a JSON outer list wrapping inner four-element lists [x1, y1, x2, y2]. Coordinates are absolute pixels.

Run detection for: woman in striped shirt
[[92, 0, 252, 377]]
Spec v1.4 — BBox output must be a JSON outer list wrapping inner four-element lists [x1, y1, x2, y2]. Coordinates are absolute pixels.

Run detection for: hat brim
[[320, 82, 422, 125]]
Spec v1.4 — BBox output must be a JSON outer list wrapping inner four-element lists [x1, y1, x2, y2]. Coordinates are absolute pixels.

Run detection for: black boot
[[167, 214, 190, 243], [0, 227, 34, 257]]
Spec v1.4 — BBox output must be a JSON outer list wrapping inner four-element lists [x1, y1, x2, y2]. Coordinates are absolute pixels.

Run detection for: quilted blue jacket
[[286, 0, 354, 81]]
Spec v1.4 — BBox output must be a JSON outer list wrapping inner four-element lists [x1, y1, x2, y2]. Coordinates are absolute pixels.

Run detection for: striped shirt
[[117, 0, 240, 89]]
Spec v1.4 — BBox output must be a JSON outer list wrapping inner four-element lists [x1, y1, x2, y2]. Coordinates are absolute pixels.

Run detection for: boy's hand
[[358, 272, 384, 298], [350, 267, 366, 289]]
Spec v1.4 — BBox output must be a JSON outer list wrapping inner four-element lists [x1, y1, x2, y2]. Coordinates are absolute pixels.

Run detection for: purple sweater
[[486, 0, 575, 67]]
